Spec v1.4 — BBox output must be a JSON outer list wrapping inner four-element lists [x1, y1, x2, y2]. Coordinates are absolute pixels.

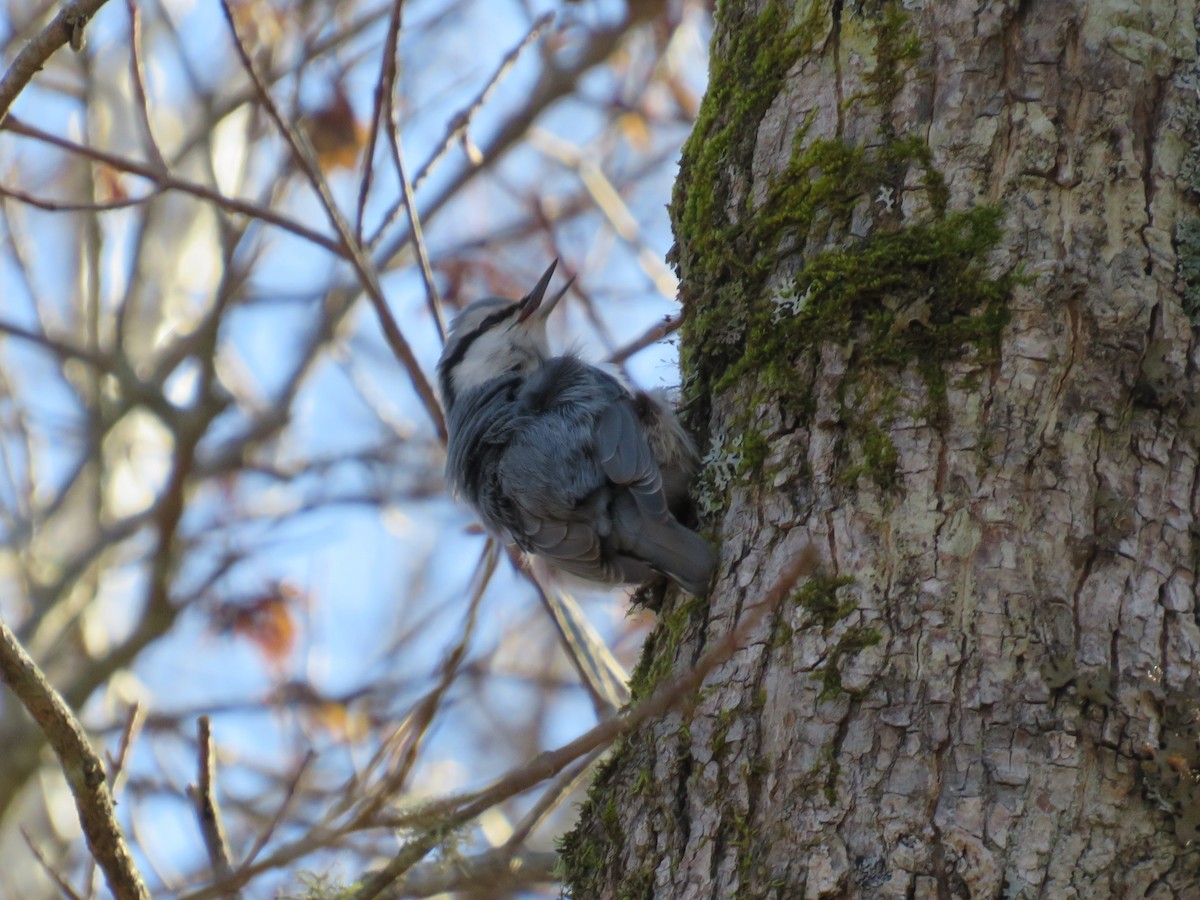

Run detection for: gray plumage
[[438, 262, 716, 595]]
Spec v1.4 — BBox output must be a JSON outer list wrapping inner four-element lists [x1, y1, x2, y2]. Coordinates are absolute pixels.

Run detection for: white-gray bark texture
[[562, 0, 1200, 896]]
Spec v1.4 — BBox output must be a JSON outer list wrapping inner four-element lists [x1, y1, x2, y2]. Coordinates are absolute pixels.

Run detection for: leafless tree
[[0, 0, 722, 896]]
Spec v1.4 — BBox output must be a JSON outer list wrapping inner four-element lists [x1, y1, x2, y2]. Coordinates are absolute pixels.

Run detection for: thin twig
[[365, 12, 554, 253], [218, 0, 446, 440], [389, 104, 445, 342], [354, 0, 403, 239], [354, 546, 820, 899], [239, 750, 314, 869], [0, 317, 112, 370], [124, 0, 169, 171], [0, 619, 150, 900], [364, 0, 444, 339], [21, 827, 85, 900], [411, 13, 553, 194], [369, 4, 659, 275], [0, 117, 343, 254], [105, 702, 143, 797], [0, 181, 162, 212], [352, 544, 496, 824], [188, 717, 238, 895], [0, 0, 114, 127], [502, 744, 606, 851], [609, 313, 683, 364]]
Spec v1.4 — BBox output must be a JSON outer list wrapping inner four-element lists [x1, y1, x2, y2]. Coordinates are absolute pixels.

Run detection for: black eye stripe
[[438, 304, 519, 409]]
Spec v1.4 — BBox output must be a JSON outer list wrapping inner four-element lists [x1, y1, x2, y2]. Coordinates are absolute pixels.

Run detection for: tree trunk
[[561, 0, 1200, 895]]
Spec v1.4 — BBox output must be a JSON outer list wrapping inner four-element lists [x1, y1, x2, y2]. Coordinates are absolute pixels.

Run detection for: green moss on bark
[[563, 1, 1013, 893], [672, 1, 1013, 503], [1176, 216, 1200, 323], [627, 592, 706, 699], [557, 747, 656, 899]]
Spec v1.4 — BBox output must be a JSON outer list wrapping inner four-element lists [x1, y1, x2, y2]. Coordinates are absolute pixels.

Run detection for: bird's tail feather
[[632, 518, 717, 595]]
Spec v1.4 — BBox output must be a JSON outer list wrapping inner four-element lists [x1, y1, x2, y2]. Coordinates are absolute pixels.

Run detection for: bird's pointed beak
[[517, 260, 572, 323], [539, 275, 575, 321]]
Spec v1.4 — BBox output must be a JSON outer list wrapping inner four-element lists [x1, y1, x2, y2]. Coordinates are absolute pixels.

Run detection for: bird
[[437, 260, 717, 595]]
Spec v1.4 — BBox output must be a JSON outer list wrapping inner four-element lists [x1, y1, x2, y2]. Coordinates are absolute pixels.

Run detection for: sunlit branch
[[527, 570, 630, 719], [0, 0, 114, 127], [0, 619, 150, 900]]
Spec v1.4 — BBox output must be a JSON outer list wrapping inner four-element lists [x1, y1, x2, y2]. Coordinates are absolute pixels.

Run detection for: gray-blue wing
[[594, 399, 670, 523], [501, 357, 716, 593]]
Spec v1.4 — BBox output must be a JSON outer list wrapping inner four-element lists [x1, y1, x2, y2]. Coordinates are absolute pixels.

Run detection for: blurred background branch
[[0, 0, 710, 895]]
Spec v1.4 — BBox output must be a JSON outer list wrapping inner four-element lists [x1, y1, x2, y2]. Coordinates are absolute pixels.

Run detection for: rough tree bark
[[562, 0, 1200, 896]]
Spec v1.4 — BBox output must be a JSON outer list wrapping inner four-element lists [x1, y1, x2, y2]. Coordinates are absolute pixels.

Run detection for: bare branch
[[351, 544, 497, 824], [0, 117, 343, 254], [0, 0, 114, 127], [239, 751, 314, 870], [409, 13, 554, 195], [105, 703, 143, 798], [364, 12, 554, 253], [0, 181, 163, 212], [0, 316, 113, 370], [218, 0, 446, 441], [21, 827, 85, 900], [371, 6, 660, 273], [609, 313, 683, 365], [502, 744, 606, 851], [355, 545, 820, 899], [187, 717, 238, 897], [353, 0, 403, 239], [0, 619, 150, 900], [390, 117, 445, 343], [123, 0, 169, 171]]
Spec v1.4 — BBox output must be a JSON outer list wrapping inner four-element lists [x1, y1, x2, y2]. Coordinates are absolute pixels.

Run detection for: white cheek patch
[[452, 328, 527, 395]]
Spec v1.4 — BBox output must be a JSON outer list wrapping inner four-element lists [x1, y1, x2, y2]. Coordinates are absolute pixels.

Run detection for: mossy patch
[[672, 1, 1014, 503], [793, 573, 857, 629], [627, 593, 707, 699], [558, 747, 655, 898], [671, 0, 825, 317], [791, 574, 880, 700], [816, 624, 883, 701], [1138, 680, 1200, 846], [1175, 216, 1200, 323]]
